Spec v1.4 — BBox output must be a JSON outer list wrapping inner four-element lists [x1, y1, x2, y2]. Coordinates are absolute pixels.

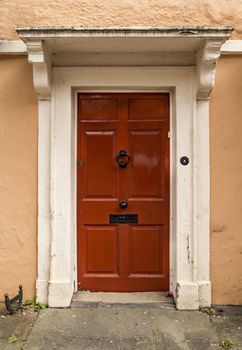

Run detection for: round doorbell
[[180, 156, 189, 166]]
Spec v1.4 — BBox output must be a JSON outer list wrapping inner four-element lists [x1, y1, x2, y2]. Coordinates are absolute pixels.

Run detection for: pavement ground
[[0, 296, 242, 350]]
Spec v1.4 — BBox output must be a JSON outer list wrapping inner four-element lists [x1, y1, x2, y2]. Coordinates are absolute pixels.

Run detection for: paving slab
[[209, 306, 242, 350], [23, 305, 242, 350], [1, 300, 241, 350], [0, 302, 38, 350]]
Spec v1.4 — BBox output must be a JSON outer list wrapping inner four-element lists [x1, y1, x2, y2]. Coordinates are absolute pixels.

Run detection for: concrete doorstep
[[71, 291, 175, 309], [0, 297, 242, 350]]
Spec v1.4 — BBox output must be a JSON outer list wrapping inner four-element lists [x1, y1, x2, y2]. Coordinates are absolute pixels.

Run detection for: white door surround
[[17, 27, 232, 310]]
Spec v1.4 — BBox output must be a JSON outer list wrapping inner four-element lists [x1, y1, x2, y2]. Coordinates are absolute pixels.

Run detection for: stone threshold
[[71, 291, 175, 309]]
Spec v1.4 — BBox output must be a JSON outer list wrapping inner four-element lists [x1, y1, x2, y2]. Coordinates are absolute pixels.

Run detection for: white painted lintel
[[221, 40, 242, 54], [0, 40, 27, 54]]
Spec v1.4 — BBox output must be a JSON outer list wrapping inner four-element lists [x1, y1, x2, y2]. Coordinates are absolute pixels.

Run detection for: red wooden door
[[77, 93, 169, 291]]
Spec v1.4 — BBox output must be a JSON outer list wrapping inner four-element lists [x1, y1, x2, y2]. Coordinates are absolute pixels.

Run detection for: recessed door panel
[[83, 131, 117, 198], [130, 226, 161, 274], [128, 98, 168, 120], [84, 226, 118, 274], [77, 93, 169, 291], [80, 97, 118, 120], [129, 131, 163, 198]]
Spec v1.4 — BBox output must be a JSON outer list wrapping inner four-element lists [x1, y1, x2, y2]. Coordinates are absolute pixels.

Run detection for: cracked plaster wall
[[0, 0, 241, 40]]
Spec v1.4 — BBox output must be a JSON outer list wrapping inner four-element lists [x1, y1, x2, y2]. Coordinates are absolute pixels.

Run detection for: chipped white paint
[[17, 26, 232, 38], [19, 27, 231, 310]]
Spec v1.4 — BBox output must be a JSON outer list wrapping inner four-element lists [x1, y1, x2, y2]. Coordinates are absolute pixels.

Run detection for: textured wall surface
[[210, 56, 242, 305], [0, 56, 37, 300], [0, 0, 241, 40]]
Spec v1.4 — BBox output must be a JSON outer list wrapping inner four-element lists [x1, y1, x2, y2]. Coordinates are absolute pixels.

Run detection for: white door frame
[[18, 27, 232, 310], [50, 66, 202, 309]]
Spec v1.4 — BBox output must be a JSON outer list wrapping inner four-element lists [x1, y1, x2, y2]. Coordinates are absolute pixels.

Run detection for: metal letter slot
[[109, 214, 138, 224]]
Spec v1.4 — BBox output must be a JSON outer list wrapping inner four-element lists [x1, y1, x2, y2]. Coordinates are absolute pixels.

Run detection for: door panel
[[128, 97, 169, 120], [129, 131, 163, 198], [130, 226, 161, 274], [81, 98, 118, 120], [84, 226, 118, 274], [77, 93, 169, 291], [84, 131, 117, 198]]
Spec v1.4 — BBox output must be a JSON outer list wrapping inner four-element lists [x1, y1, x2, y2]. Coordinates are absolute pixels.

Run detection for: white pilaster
[[196, 99, 211, 307], [27, 40, 52, 304], [174, 71, 200, 310], [48, 79, 74, 307], [36, 98, 51, 304], [175, 37, 227, 310], [195, 39, 225, 308]]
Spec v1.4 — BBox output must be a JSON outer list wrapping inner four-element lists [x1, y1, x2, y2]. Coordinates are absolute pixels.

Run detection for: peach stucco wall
[[0, 56, 37, 300], [210, 56, 242, 305], [0, 0, 242, 40]]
